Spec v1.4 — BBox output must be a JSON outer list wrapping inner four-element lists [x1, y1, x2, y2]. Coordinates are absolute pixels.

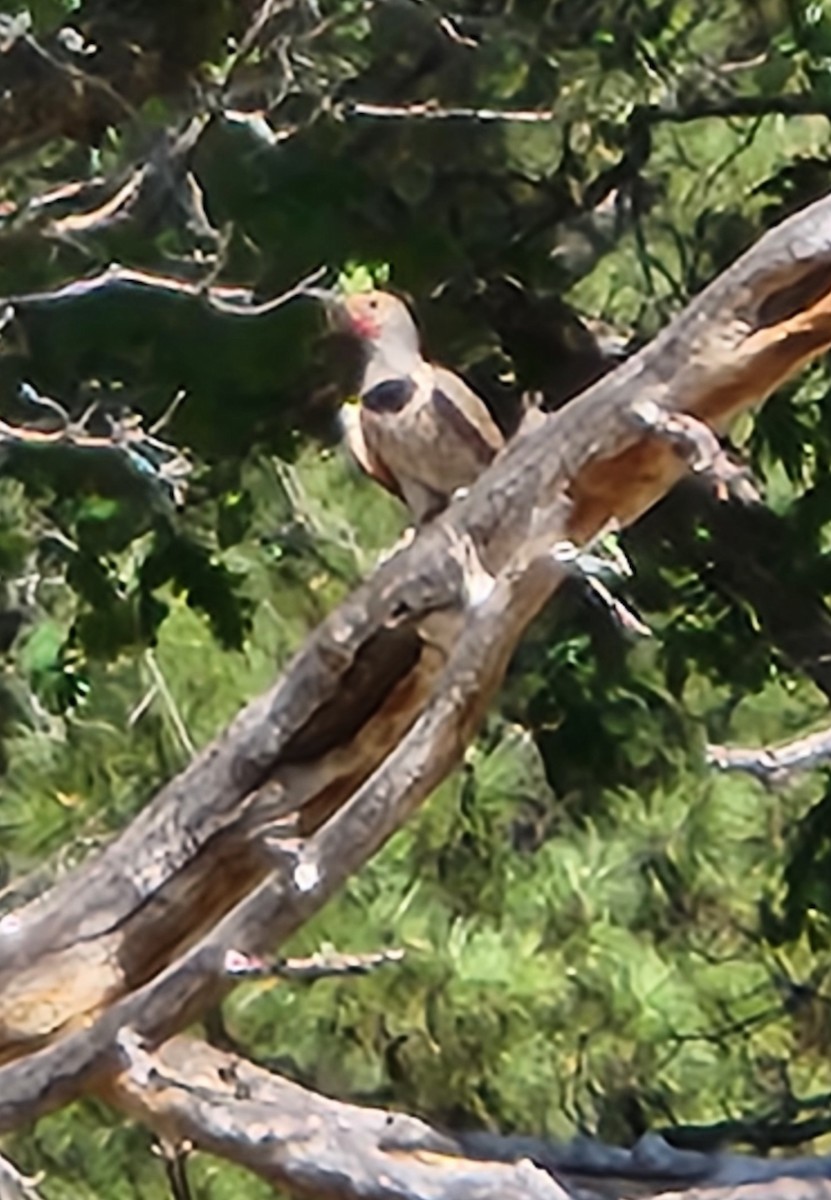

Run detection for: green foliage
[[7, 0, 831, 1194], [338, 260, 392, 293]]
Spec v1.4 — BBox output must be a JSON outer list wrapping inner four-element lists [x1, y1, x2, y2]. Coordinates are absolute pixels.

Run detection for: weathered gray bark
[[105, 1034, 831, 1200], [5, 187, 831, 1197]]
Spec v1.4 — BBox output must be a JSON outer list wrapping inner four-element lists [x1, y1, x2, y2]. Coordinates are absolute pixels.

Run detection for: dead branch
[[708, 723, 831, 781], [4, 263, 327, 320], [102, 1034, 831, 1200], [0, 547, 561, 1125], [0, 383, 192, 507], [340, 100, 560, 122], [633, 93, 831, 128], [107, 1033, 571, 1199], [4, 189, 831, 1135], [0, 115, 213, 251], [223, 946, 405, 982]]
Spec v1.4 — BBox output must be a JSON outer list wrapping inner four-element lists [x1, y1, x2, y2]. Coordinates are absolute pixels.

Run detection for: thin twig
[[7, 262, 328, 319], [339, 100, 559, 122], [0, 384, 193, 506], [203, 264, 328, 314], [148, 390, 188, 437], [223, 946, 405, 982], [584, 576, 652, 637], [144, 650, 196, 759]]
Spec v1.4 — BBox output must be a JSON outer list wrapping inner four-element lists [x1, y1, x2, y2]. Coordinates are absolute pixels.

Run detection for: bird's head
[[331, 290, 421, 356]]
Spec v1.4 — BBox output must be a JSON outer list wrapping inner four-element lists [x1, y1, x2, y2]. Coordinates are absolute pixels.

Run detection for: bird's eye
[[368, 299, 378, 309]]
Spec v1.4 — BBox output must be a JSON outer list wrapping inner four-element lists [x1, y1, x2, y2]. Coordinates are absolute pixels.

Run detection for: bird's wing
[[338, 402, 404, 500], [431, 365, 504, 461], [361, 376, 417, 413]]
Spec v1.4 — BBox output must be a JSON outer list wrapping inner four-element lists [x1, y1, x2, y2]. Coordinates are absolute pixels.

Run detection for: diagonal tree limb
[[105, 1033, 573, 1200], [5, 191, 831, 1125], [0, 548, 564, 1126]]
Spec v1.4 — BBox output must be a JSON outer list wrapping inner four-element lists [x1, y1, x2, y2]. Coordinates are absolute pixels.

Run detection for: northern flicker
[[306, 285, 650, 636], [323, 289, 505, 524]]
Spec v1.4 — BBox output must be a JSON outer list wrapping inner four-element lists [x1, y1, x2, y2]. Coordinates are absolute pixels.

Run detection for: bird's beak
[[300, 286, 353, 331], [299, 285, 339, 303]]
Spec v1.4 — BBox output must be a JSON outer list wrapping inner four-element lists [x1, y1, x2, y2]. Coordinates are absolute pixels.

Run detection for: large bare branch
[[107, 1033, 570, 1200], [0, 548, 559, 1124], [104, 1034, 831, 1200], [5, 190, 831, 1130]]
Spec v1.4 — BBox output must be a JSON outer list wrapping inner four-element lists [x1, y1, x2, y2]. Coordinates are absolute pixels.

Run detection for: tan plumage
[[329, 290, 504, 524]]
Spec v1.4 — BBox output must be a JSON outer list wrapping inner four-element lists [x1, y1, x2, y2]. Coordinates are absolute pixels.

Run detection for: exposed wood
[[5, 191, 831, 1134]]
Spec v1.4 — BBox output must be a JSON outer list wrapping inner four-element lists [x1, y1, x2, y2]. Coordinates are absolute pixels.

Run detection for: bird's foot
[[629, 399, 759, 502]]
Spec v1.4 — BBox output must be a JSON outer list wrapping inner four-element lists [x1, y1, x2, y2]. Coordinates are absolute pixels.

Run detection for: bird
[[305, 285, 650, 636], [320, 289, 506, 524]]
